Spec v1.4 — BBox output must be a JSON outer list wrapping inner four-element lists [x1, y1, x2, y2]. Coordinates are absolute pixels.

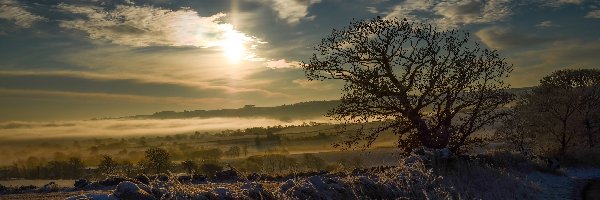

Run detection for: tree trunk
[[585, 120, 595, 148], [560, 119, 568, 156]]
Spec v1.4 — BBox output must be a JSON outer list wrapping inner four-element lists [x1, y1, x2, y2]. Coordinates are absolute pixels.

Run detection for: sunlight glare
[[221, 30, 246, 64]]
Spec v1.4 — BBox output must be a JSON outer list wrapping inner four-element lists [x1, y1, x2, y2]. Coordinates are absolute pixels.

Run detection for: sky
[[0, 0, 599, 121]]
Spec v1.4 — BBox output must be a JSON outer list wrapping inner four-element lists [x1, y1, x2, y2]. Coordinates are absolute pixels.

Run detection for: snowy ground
[[528, 167, 600, 200]]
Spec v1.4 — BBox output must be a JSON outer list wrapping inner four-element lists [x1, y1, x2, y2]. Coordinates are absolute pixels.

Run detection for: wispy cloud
[[386, 0, 513, 30], [585, 10, 600, 18], [0, 88, 235, 106], [542, 0, 584, 7], [0, 70, 291, 98], [292, 79, 334, 90], [56, 3, 263, 57], [536, 20, 560, 28], [366, 6, 380, 14], [0, 0, 45, 28], [265, 59, 301, 69], [250, 0, 321, 24], [475, 26, 555, 50]]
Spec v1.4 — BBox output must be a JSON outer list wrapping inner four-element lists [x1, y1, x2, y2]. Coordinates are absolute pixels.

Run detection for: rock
[[156, 173, 169, 182], [134, 174, 150, 185], [83, 181, 103, 190], [212, 187, 232, 199], [66, 193, 118, 200], [38, 182, 59, 193], [137, 183, 152, 194], [242, 182, 275, 200], [177, 175, 192, 183], [285, 176, 353, 200], [547, 157, 560, 170], [247, 173, 260, 181], [98, 177, 134, 186], [191, 191, 219, 200], [113, 181, 156, 200], [151, 187, 168, 199], [15, 185, 37, 193], [280, 179, 295, 192], [308, 175, 327, 189], [215, 169, 238, 181], [192, 174, 207, 183], [74, 179, 91, 188]]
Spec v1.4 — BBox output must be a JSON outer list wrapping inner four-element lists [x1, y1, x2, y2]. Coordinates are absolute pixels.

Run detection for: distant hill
[[120, 87, 533, 121], [123, 100, 341, 121]]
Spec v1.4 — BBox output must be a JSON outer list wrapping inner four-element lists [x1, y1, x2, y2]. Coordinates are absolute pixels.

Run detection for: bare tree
[[520, 69, 600, 155], [496, 103, 537, 156], [303, 17, 513, 153]]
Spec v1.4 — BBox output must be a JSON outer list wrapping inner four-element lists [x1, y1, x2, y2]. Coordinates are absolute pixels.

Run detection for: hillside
[[121, 87, 532, 121], [123, 100, 341, 121]]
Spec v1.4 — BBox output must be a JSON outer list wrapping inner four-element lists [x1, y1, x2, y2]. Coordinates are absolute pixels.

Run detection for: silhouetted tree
[[511, 69, 600, 156], [143, 147, 172, 174], [98, 155, 118, 175], [225, 146, 241, 157], [303, 17, 513, 153], [67, 157, 85, 178]]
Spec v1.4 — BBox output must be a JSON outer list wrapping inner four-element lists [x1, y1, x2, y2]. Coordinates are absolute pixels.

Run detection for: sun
[[221, 30, 247, 64]]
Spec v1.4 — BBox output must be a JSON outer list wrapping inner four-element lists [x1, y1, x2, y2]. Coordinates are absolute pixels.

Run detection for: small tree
[[181, 160, 198, 174], [303, 17, 513, 153], [67, 157, 85, 178], [98, 155, 118, 176], [143, 147, 171, 174], [225, 146, 241, 157]]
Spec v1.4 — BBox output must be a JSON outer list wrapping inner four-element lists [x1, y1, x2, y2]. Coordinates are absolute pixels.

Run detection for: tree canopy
[[303, 17, 513, 153], [501, 69, 600, 156]]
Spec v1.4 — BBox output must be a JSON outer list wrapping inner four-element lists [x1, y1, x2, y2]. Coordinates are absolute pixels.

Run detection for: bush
[[199, 163, 223, 177], [141, 147, 172, 174]]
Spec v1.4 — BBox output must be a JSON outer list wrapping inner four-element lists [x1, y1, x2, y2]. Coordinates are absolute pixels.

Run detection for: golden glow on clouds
[[57, 4, 264, 62]]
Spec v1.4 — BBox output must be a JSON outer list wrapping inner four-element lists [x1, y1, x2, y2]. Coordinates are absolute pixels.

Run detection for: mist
[[0, 117, 331, 141]]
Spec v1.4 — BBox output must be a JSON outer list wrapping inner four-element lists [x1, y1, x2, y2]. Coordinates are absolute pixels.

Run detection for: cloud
[[586, 10, 600, 18], [386, 0, 513, 30], [0, 70, 290, 98], [475, 26, 555, 49], [542, 0, 584, 7], [56, 3, 263, 56], [536, 20, 560, 28], [0, 0, 45, 28], [366, 6, 380, 14], [0, 88, 232, 106], [251, 0, 321, 24], [265, 59, 301, 69]]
